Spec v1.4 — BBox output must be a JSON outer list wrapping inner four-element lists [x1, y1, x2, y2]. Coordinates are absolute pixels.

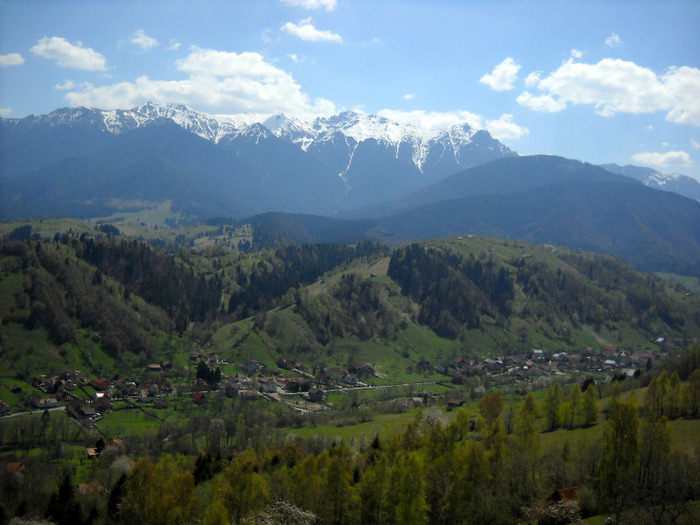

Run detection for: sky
[[1, 0, 700, 180]]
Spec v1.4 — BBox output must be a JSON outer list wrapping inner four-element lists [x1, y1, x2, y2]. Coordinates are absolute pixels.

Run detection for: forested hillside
[[1, 226, 699, 378], [1, 223, 700, 524]]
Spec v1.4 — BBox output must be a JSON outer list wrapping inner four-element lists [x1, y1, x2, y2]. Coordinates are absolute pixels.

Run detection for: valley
[[1, 215, 699, 523], [1, 105, 700, 524]]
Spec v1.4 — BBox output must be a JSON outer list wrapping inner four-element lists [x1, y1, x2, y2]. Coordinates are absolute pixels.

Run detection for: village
[[3, 336, 690, 424]]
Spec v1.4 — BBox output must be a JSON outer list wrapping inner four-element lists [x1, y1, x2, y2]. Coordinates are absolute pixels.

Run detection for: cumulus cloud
[[570, 49, 584, 59], [605, 32, 623, 47], [0, 53, 25, 67], [281, 0, 338, 11], [167, 40, 181, 51], [62, 47, 335, 118], [30, 36, 107, 70], [282, 18, 342, 42], [377, 109, 485, 132], [524, 71, 541, 88], [403, 93, 415, 100], [480, 57, 521, 91], [517, 58, 700, 126], [0, 107, 12, 116], [516, 91, 567, 112], [130, 30, 160, 51], [691, 138, 700, 150], [485, 114, 530, 141], [632, 150, 692, 168]]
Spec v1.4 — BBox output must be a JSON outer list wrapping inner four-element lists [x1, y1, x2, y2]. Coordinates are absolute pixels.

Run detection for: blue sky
[[1, 0, 699, 179]]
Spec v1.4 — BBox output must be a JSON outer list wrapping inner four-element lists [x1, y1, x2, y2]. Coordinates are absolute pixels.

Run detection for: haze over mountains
[[0, 103, 512, 217], [1, 103, 699, 277]]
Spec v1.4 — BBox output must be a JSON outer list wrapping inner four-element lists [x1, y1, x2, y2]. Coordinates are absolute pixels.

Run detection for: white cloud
[[30, 36, 106, 70], [288, 53, 300, 62], [0, 53, 25, 67], [62, 48, 335, 118], [376, 109, 528, 141], [691, 138, 700, 150], [0, 107, 12, 116], [403, 93, 415, 100], [282, 18, 342, 42], [480, 57, 520, 91], [281, 0, 338, 11], [570, 49, 584, 59], [55, 80, 76, 90], [632, 150, 692, 168], [516, 91, 567, 112], [166, 40, 181, 51], [485, 113, 530, 141], [517, 58, 700, 126], [524, 71, 541, 88], [130, 30, 160, 51], [605, 32, 623, 47], [377, 109, 485, 132]]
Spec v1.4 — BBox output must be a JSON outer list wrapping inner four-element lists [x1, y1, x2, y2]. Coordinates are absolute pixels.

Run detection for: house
[[147, 363, 161, 373], [276, 358, 294, 370], [0, 400, 10, 414], [314, 373, 332, 386], [193, 392, 207, 404], [138, 389, 154, 403], [436, 362, 450, 375], [341, 374, 359, 385], [417, 359, 432, 372], [190, 350, 203, 361], [348, 363, 375, 377], [258, 377, 279, 394], [154, 399, 170, 409], [447, 398, 465, 410], [308, 387, 325, 402], [240, 390, 260, 401], [242, 359, 262, 374], [79, 406, 97, 418], [91, 378, 111, 391], [35, 398, 57, 409], [94, 393, 112, 412], [86, 447, 99, 459]]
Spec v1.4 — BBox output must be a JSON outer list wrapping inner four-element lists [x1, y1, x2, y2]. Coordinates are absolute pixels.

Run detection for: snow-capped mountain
[[3, 103, 511, 176], [0, 102, 515, 219], [601, 163, 700, 202]]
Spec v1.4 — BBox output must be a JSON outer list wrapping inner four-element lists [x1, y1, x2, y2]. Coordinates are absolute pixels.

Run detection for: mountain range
[[1, 103, 699, 277], [0, 102, 513, 218]]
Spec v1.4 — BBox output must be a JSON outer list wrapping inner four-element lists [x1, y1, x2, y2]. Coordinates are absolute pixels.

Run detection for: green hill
[[2, 222, 698, 383]]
